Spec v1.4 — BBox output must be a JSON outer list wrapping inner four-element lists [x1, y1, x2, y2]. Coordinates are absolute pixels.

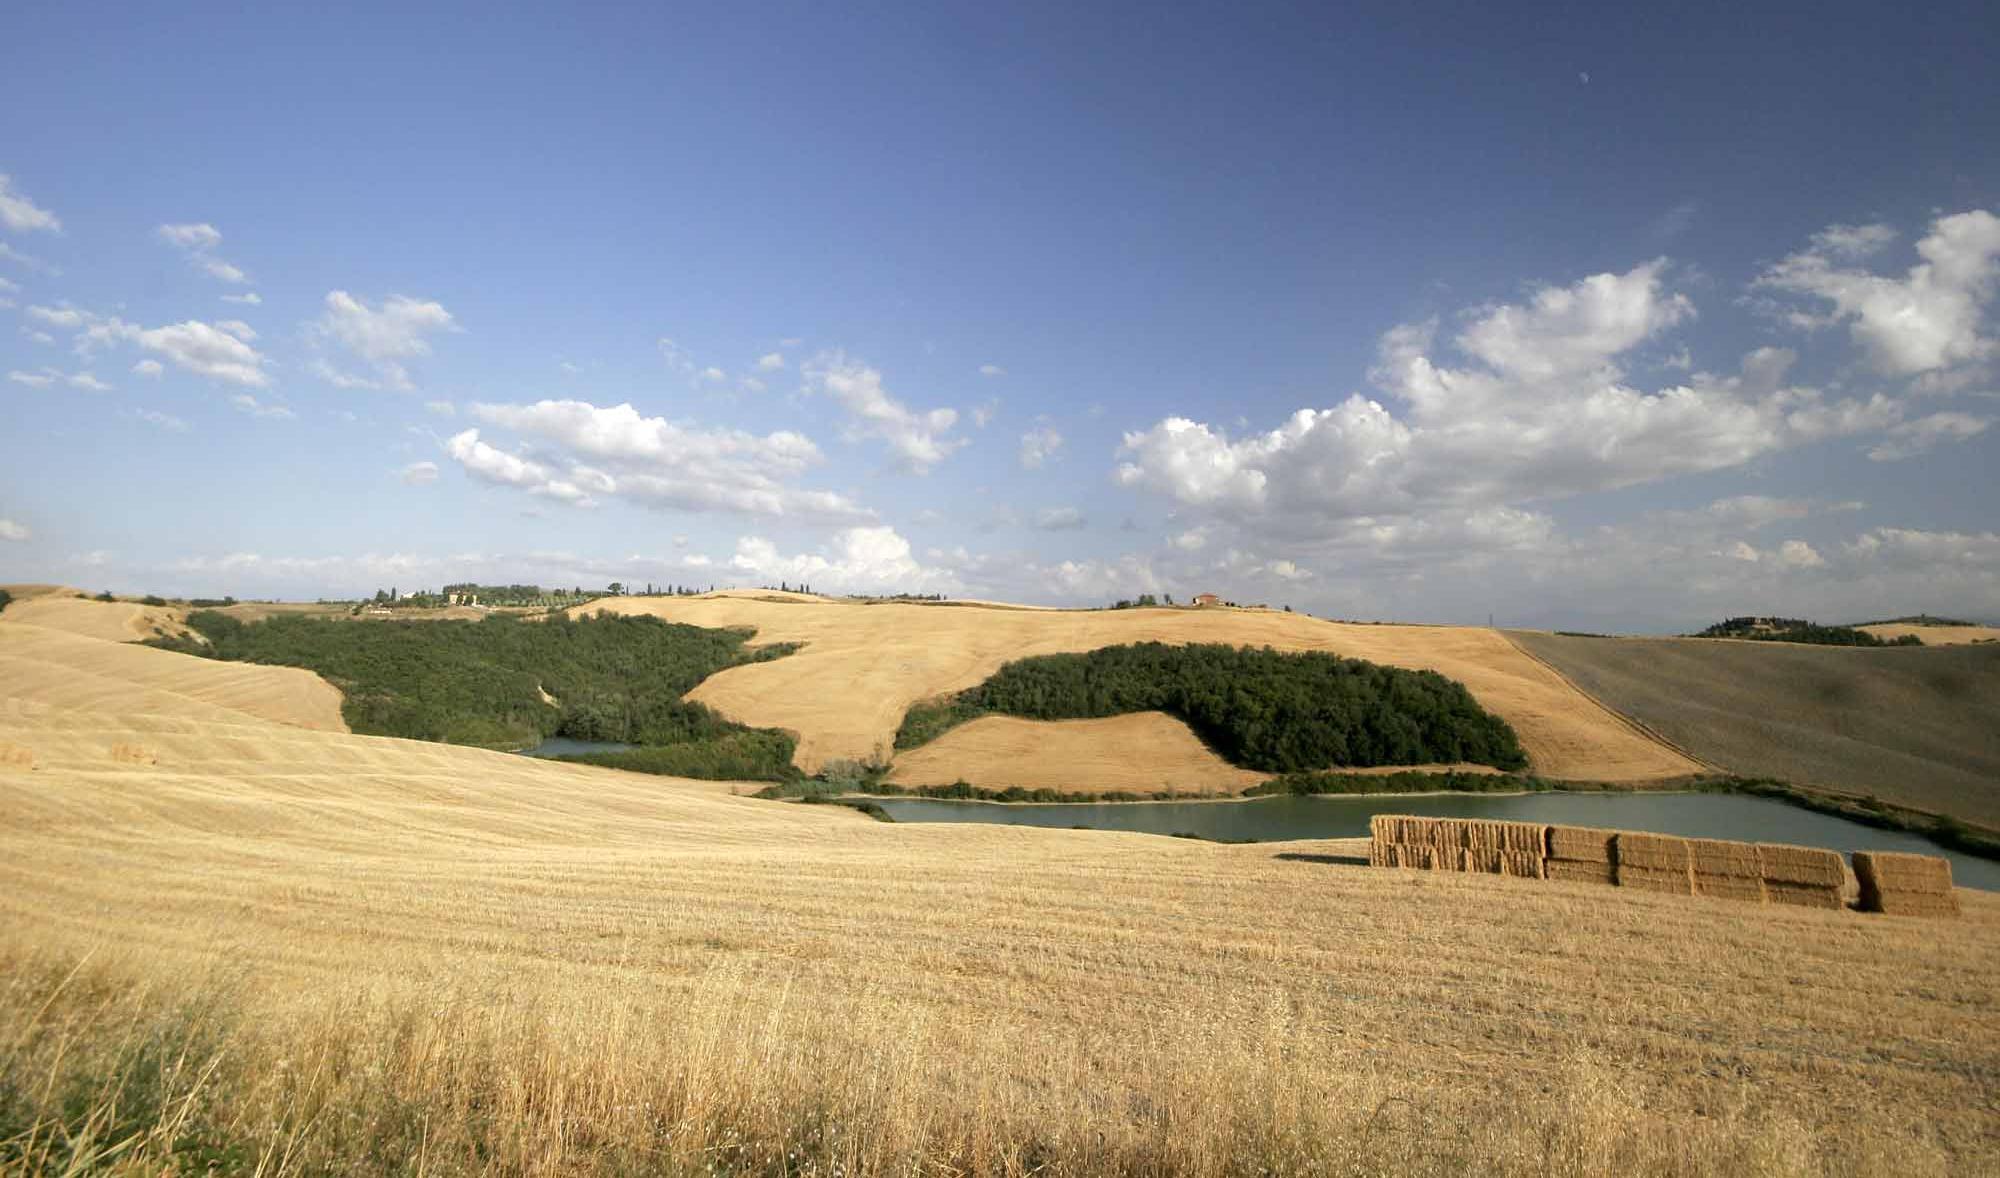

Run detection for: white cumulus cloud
[[805, 352, 966, 473], [0, 519, 30, 542], [1757, 209, 2000, 376], [155, 222, 251, 286], [728, 526, 959, 595], [452, 400, 867, 522], [1018, 425, 1063, 469], [0, 176, 60, 233], [312, 290, 456, 390]]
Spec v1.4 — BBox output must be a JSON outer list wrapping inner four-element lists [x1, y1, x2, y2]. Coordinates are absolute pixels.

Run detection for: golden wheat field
[[2, 593, 1997, 1174], [1857, 622, 2000, 646], [580, 594, 1703, 782]]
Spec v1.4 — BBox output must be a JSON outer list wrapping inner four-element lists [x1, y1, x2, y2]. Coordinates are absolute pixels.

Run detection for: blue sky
[[2, 2, 1997, 630]]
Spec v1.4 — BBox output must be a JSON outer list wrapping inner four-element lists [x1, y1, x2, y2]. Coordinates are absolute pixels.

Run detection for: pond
[[872, 791, 2000, 891], [517, 737, 638, 759]]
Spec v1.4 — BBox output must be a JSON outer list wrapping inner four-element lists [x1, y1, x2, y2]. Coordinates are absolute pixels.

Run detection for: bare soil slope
[[580, 595, 1699, 782], [1512, 631, 2000, 825], [1, 605, 1996, 1170]]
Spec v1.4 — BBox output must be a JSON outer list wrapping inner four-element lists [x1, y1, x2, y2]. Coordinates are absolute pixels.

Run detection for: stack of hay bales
[[1460, 819, 1547, 878], [1852, 851, 1960, 919], [1757, 843, 1847, 910], [1544, 825, 1618, 886], [1370, 816, 1467, 872], [1612, 832, 1694, 895], [1689, 838, 1766, 904], [1368, 816, 1546, 878]]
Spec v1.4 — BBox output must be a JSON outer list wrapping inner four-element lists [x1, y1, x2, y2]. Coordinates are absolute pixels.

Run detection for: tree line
[[896, 641, 1529, 773], [1693, 617, 1921, 647]]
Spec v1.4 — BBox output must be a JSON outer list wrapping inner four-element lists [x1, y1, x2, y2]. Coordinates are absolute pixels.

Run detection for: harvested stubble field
[[580, 594, 1700, 784], [2, 596, 1999, 1174], [1509, 631, 2000, 826]]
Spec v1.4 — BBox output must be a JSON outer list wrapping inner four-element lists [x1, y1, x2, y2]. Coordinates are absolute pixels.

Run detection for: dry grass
[[885, 712, 1272, 792], [582, 594, 1700, 781], [1858, 623, 2000, 646], [2, 602, 1999, 1173], [0, 589, 190, 644], [1510, 630, 2000, 825]]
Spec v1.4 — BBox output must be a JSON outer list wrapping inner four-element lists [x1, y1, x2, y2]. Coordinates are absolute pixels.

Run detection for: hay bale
[[1616, 864, 1693, 895], [1852, 851, 1953, 893], [1497, 851, 1545, 880], [1421, 818, 1470, 850], [1864, 894, 1962, 918], [1461, 820, 1547, 854], [1766, 882, 1844, 910], [1545, 860, 1617, 886], [1613, 832, 1691, 872], [1546, 825, 1617, 864], [1385, 844, 1438, 870], [1757, 843, 1845, 888], [1688, 838, 1762, 879], [1853, 851, 1959, 917], [0, 742, 33, 772], [1693, 875, 1766, 904], [1461, 847, 1502, 874]]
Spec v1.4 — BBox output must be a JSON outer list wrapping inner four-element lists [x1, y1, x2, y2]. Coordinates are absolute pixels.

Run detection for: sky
[[2, 2, 1998, 631]]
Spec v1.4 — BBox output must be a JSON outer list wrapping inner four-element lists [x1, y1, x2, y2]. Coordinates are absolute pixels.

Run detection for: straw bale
[[1462, 848, 1502, 874], [1693, 875, 1766, 904], [1545, 825, 1617, 864], [1863, 893, 1962, 919], [0, 742, 32, 772], [1616, 864, 1693, 894], [1613, 832, 1691, 872], [1688, 838, 1762, 878], [1756, 843, 1846, 888], [1766, 882, 1844, 910], [1461, 820, 1547, 855], [1852, 851, 1954, 894], [1544, 860, 1616, 886], [1853, 851, 1958, 916], [1497, 852, 1545, 880], [1385, 844, 1442, 870], [1419, 818, 1470, 850]]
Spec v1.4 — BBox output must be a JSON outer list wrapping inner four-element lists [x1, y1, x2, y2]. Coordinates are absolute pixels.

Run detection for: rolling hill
[[1511, 631, 2000, 824], [1, 593, 1996, 1171]]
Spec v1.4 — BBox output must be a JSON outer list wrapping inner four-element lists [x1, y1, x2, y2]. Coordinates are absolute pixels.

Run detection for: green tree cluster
[[1693, 616, 1921, 646], [895, 642, 1528, 773], [150, 612, 800, 779]]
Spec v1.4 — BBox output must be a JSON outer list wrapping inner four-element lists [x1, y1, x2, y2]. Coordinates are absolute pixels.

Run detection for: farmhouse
[[1191, 592, 1221, 607]]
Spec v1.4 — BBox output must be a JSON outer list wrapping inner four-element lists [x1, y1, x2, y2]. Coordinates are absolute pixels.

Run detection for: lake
[[872, 791, 2000, 891], [517, 737, 637, 759]]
